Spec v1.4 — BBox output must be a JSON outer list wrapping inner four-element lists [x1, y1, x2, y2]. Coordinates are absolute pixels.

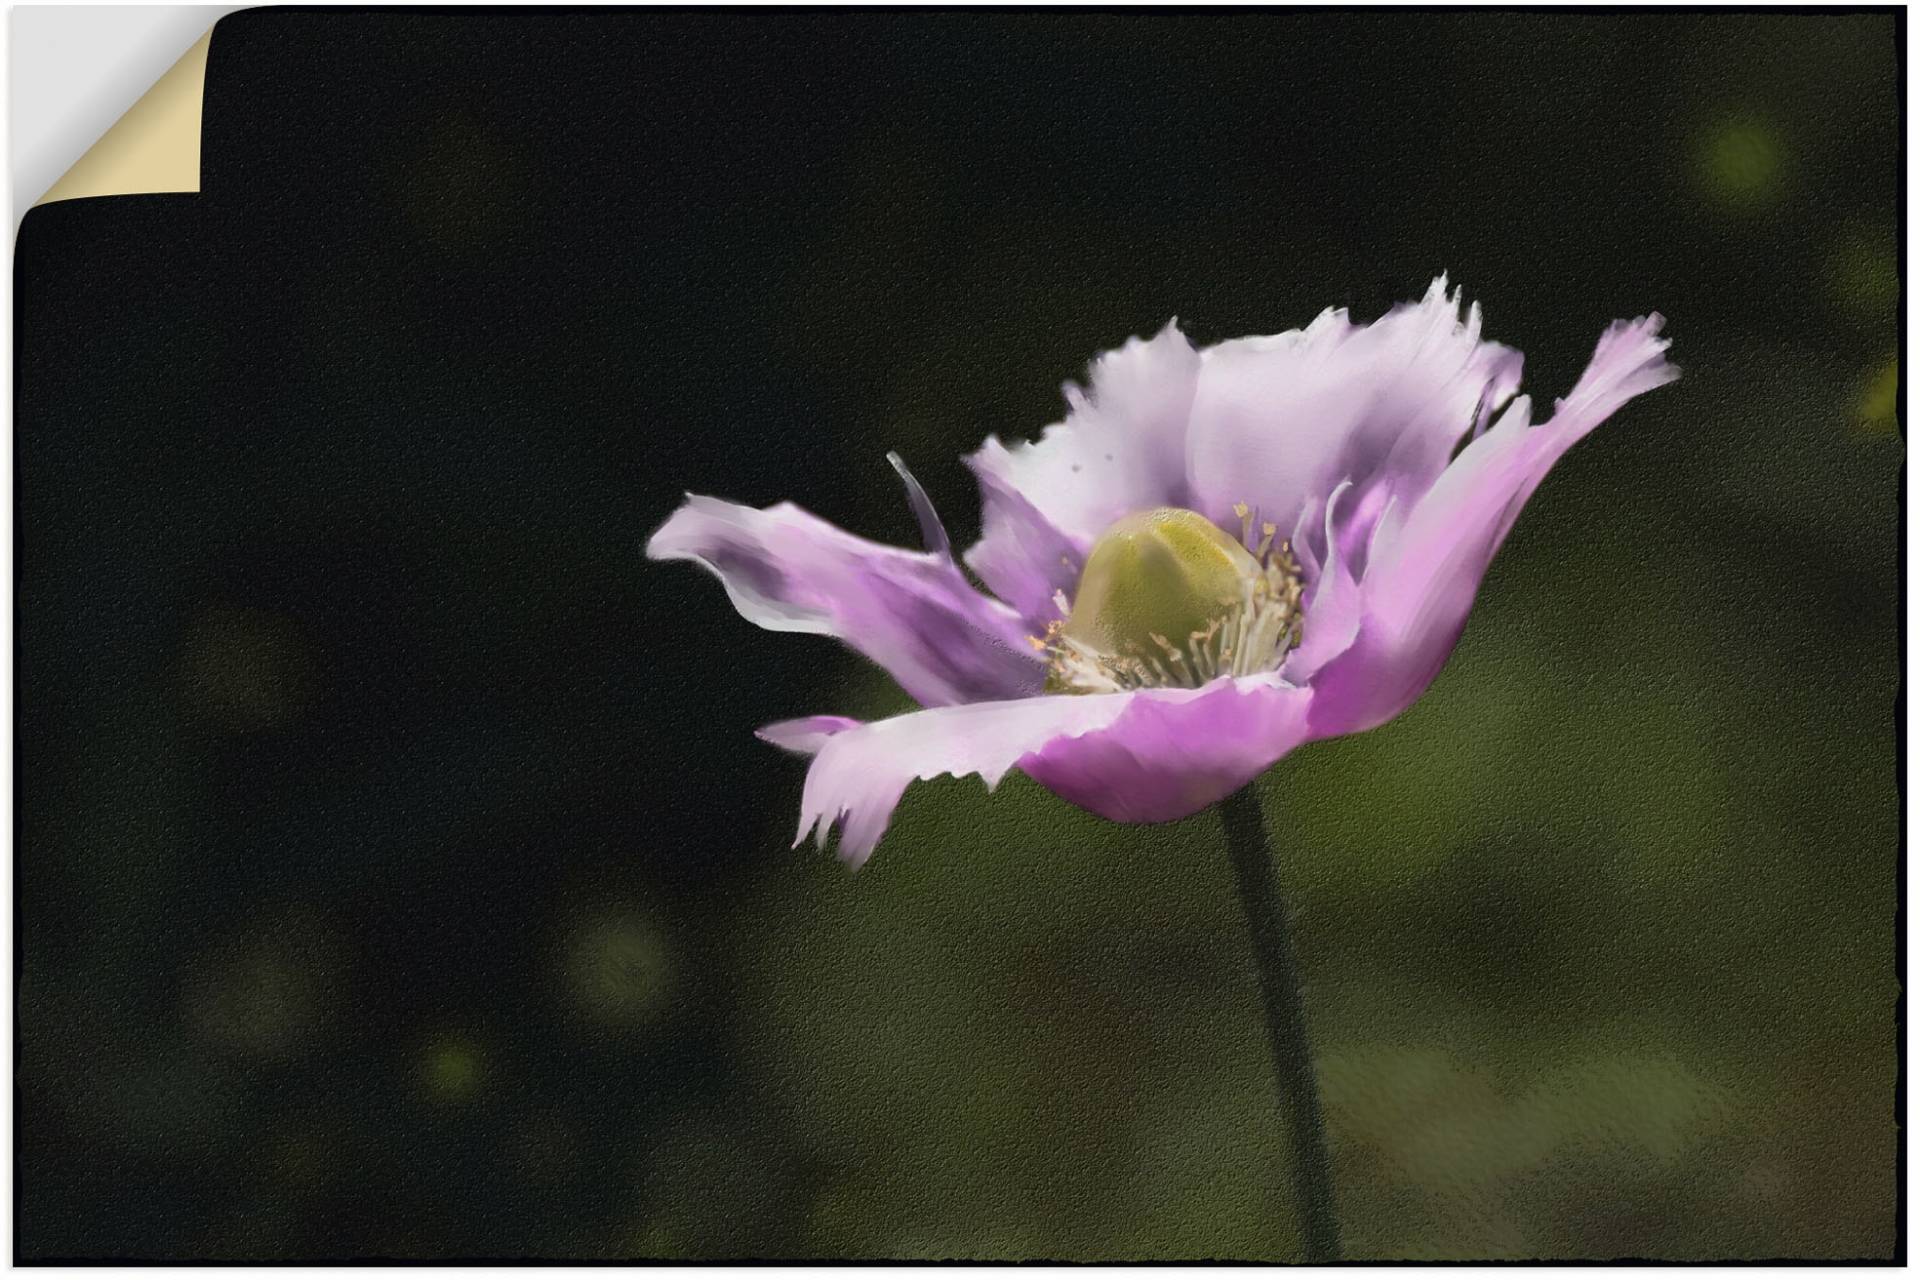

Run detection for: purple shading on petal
[[647, 488, 1044, 708], [1186, 277, 1525, 555], [791, 693, 1144, 865], [1307, 314, 1678, 739], [785, 676, 1316, 866], [1019, 677, 1316, 824], [964, 323, 1202, 628], [1281, 482, 1363, 686]]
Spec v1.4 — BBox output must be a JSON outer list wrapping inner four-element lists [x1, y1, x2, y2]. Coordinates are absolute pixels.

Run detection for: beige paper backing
[[36, 26, 214, 207]]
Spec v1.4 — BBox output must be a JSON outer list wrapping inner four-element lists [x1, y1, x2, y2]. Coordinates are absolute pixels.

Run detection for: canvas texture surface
[[14, 8, 1901, 1262]]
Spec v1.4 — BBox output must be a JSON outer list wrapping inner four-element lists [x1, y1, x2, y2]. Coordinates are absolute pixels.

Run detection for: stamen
[[1150, 632, 1197, 687]]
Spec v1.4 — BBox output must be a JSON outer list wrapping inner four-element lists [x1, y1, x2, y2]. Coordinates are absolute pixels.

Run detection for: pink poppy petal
[[964, 322, 1202, 626], [795, 676, 1315, 865], [1185, 276, 1524, 554], [647, 489, 1044, 708], [1308, 314, 1678, 737]]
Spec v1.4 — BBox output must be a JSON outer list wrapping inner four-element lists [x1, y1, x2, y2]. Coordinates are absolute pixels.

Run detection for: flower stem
[[1219, 784, 1342, 1263]]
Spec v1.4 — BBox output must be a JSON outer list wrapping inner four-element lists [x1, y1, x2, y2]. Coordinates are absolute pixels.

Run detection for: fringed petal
[[964, 323, 1202, 627], [1307, 314, 1678, 737], [793, 676, 1315, 865], [1185, 276, 1525, 557], [647, 474, 1045, 707]]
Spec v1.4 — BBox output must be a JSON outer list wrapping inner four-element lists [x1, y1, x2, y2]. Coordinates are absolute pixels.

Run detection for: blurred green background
[[16, 8, 1898, 1261]]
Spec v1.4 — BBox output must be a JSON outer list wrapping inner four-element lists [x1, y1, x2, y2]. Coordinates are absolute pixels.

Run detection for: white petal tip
[[887, 451, 952, 559]]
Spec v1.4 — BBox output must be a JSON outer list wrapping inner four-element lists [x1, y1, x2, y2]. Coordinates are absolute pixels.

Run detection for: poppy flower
[[648, 278, 1676, 866]]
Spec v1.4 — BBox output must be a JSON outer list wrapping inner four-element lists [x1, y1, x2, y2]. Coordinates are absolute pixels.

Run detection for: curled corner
[[36, 26, 214, 207]]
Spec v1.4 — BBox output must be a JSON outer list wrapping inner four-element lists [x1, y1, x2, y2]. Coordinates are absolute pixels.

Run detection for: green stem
[[1219, 785, 1342, 1263]]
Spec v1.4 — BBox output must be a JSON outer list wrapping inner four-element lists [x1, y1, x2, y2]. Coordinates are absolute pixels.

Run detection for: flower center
[[1035, 505, 1305, 694]]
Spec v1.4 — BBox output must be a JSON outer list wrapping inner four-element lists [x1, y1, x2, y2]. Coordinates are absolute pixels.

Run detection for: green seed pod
[[1062, 507, 1256, 660]]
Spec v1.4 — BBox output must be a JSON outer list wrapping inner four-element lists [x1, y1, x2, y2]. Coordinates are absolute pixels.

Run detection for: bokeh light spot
[[178, 606, 315, 734], [1857, 359, 1898, 432], [1698, 118, 1785, 210], [186, 914, 345, 1061], [564, 908, 674, 1031], [421, 1034, 484, 1103]]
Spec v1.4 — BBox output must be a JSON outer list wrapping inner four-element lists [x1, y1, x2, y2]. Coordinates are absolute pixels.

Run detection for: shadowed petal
[[1185, 276, 1524, 556], [791, 676, 1315, 865], [1281, 482, 1363, 686], [647, 490, 1045, 708], [1307, 314, 1678, 737], [1018, 677, 1316, 824], [960, 457, 1083, 627], [964, 323, 1202, 626]]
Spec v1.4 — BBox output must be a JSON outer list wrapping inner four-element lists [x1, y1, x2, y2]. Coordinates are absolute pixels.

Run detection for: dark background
[[16, 7, 1901, 1261]]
